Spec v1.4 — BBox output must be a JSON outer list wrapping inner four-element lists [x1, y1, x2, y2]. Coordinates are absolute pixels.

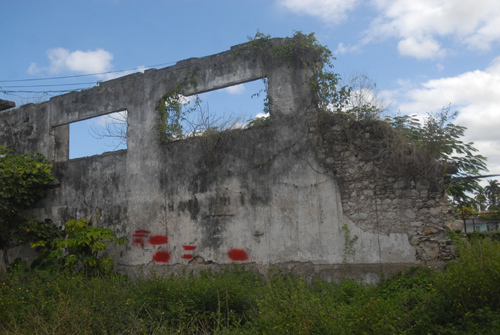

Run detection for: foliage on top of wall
[[386, 107, 487, 205], [246, 31, 350, 113], [317, 112, 445, 188]]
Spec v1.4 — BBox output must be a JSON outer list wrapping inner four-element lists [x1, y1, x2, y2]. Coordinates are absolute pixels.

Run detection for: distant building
[[463, 212, 500, 232]]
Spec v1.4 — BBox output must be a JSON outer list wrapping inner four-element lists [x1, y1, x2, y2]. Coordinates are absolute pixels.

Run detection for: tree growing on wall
[[385, 107, 488, 205], [0, 146, 54, 266], [248, 31, 493, 207]]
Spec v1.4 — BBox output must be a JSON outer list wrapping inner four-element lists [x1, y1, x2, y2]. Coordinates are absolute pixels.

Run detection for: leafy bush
[[49, 218, 127, 276], [13, 217, 127, 276], [0, 146, 54, 256], [465, 231, 500, 242], [13, 219, 64, 270], [434, 236, 500, 312]]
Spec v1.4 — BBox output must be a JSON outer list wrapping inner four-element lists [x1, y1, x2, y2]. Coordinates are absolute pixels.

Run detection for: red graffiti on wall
[[182, 245, 196, 260], [149, 235, 168, 245], [132, 230, 151, 248], [132, 231, 251, 264], [228, 248, 249, 261], [153, 251, 171, 263], [132, 230, 170, 263]]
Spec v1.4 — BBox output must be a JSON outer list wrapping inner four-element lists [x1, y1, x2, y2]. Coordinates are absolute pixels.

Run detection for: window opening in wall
[[165, 79, 268, 139], [69, 110, 127, 159]]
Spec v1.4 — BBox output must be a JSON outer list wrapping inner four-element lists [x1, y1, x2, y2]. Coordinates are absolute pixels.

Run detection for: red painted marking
[[149, 235, 168, 245], [135, 230, 150, 234], [132, 238, 145, 248], [182, 254, 194, 260], [153, 251, 170, 263], [133, 233, 149, 238], [183, 245, 196, 251], [228, 249, 249, 261]]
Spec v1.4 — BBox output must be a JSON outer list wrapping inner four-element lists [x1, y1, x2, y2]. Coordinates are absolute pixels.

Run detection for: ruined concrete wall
[[0, 38, 454, 282], [310, 114, 456, 264]]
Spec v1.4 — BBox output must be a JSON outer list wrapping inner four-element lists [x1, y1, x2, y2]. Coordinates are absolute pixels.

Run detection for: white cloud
[[395, 55, 500, 172], [255, 112, 269, 119], [334, 42, 360, 55], [278, 0, 500, 59], [27, 63, 40, 74], [93, 110, 128, 127], [179, 94, 196, 105], [28, 48, 113, 75], [103, 66, 148, 80], [397, 36, 445, 59], [278, 0, 360, 24], [367, 0, 500, 59], [224, 84, 246, 94]]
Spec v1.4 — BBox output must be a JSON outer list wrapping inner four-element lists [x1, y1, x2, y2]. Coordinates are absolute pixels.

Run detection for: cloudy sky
[[1, 0, 499, 176]]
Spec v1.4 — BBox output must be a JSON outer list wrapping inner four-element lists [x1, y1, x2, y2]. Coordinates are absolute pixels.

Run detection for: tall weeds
[[1, 236, 500, 334]]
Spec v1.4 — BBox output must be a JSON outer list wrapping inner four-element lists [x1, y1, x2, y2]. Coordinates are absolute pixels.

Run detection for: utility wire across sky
[[0, 62, 176, 83]]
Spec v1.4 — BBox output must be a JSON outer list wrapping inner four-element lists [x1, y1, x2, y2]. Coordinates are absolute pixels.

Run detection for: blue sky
[[1, 0, 499, 178]]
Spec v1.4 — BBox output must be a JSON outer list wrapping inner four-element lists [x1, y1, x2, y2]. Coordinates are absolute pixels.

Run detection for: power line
[[1, 57, 216, 96], [1, 82, 97, 88], [1, 90, 82, 94], [0, 62, 176, 83]]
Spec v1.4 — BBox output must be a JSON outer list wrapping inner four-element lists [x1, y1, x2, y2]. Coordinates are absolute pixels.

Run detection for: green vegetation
[[386, 108, 487, 206], [157, 90, 196, 143], [475, 179, 500, 211], [48, 218, 127, 276], [246, 31, 488, 206], [0, 146, 125, 275], [0, 146, 54, 266], [13, 217, 127, 276], [247, 30, 348, 114], [457, 205, 478, 233], [1, 235, 500, 334]]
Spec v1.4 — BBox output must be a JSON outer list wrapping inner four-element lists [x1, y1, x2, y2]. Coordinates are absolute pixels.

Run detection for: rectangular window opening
[[69, 110, 128, 159], [167, 79, 269, 139]]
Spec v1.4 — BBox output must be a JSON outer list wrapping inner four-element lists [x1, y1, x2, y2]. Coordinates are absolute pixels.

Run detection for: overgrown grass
[[2, 235, 500, 334]]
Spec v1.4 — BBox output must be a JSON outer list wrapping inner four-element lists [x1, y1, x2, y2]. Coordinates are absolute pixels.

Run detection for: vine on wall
[[157, 74, 199, 144], [246, 30, 351, 113]]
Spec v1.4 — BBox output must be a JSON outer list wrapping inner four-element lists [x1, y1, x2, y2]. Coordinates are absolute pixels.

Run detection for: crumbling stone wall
[[0, 38, 456, 282], [310, 113, 456, 263]]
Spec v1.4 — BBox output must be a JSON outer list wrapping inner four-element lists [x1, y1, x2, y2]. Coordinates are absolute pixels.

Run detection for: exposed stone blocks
[[311, 114, 455, 262]]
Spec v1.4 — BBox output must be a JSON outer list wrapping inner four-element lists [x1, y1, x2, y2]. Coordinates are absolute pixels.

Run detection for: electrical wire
[[0, 61, 176, 83], [1, 90, 81, 94], [1, 57, 214, 96], [1, 82, 97, 88]]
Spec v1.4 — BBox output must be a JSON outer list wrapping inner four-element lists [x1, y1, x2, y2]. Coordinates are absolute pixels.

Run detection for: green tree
[[0, 146, 54, 266], [485, 179, 500, 209], [387, 107, 487, 205], [474, 186, 488, 211]]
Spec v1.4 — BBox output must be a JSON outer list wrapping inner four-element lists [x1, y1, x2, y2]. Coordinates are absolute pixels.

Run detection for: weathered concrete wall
[[0, 38, 455, 282]]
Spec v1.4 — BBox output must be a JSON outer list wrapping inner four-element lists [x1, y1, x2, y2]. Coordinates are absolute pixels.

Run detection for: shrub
[[0, 146, 54, 261], [49, 218, 127, 276]]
